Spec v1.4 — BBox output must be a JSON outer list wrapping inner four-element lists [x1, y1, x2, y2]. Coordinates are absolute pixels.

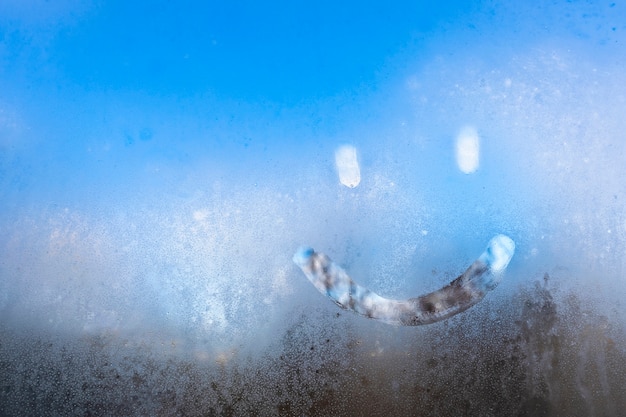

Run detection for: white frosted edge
[[484, 234, 516, 272], [293, 246, 314, 267]]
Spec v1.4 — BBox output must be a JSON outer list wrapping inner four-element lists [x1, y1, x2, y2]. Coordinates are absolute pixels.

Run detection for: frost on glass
[[1, 1, 626, 416]]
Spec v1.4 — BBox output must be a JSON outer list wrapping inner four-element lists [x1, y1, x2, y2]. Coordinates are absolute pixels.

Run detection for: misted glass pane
[[1, 1, 625, 416]]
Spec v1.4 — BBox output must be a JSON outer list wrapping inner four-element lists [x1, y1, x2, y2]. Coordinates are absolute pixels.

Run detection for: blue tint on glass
[[1, 1, 626, 415]]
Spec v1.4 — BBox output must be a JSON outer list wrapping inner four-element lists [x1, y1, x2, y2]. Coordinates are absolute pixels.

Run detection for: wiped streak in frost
[[293, 235, 515, 325], [335, 144, 361, 188], [455, 126, 480, 174]]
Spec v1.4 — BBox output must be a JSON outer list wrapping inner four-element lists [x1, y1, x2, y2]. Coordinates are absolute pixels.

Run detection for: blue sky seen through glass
[[1, 0, 626, 364]]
